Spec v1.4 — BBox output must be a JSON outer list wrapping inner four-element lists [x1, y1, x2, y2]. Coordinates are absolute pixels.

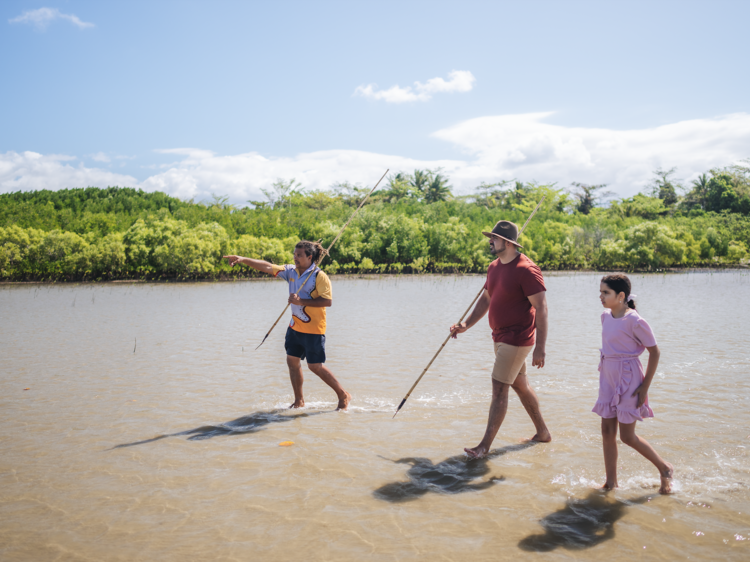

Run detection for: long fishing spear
[[255, 169, 389, 350], [392, 195, 547, 418]]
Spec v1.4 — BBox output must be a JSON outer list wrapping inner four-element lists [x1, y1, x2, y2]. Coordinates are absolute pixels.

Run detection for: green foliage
[[648, 167, 680, 207], [0, 225, 44, 276], [705, 173, 750, 214], [610, 194, 668, 219], [2, 167, 750, 281], [0, 187, 187, 234], [727, 241, 748, 262], [423, 172, 452, 203], [85, 233, 128, 276], [374, 173, 411, 203], [595, 222, 686, 270], [684, 173, 710, 210], [152, 222, 229, 274], [230, 234, 295, 265], [570, 182, 611, 215], [123, 215, 187, 271], [372, 169, 453, 204]]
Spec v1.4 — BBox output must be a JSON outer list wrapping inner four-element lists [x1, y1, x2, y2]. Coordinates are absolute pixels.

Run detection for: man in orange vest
[[224, 240, 351, 410]]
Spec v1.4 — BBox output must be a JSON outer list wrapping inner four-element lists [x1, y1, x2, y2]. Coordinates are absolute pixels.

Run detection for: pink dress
[[592, 309, 657, 423]]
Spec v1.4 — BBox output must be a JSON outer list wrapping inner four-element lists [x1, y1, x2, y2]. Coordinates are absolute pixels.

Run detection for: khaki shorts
[[492, 342, 533, 384]]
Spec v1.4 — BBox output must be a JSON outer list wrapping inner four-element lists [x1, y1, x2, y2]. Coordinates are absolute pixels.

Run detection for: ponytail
[[601, 274, 636, 310], [295, 240, 325, 263]]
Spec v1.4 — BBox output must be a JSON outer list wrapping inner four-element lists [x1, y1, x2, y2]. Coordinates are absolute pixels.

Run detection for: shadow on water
[[111, 409, 326, 449], [518, 490, 654, 551], [373, 442, 537, 503]]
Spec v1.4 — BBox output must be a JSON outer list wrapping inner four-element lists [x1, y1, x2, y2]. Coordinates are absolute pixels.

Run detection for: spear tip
[[255, 334, 270, 350], [392, 398, 407, 418]]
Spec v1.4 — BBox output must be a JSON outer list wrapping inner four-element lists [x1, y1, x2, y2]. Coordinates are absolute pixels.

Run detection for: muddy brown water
[[1, 272, 749, 561]]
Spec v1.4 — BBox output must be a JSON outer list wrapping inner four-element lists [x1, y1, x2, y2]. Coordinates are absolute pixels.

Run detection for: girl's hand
[[632, 384, 649, 408]]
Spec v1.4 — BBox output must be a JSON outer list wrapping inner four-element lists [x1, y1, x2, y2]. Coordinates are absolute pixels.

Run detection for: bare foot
[[523, 431, 552, 443], [464, 445, 489, 459], [290, 400, 305, 409], [336, 392, 351, 411], [601, 481, 618, 491], [659, 462, 674, 494]]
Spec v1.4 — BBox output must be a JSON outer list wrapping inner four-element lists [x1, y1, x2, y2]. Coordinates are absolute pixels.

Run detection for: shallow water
[[1, 272, 749, 561]]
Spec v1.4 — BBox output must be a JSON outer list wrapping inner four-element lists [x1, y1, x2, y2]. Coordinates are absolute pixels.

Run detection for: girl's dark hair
[[295, 240, 325, 263], [601, 273, 636, 309]]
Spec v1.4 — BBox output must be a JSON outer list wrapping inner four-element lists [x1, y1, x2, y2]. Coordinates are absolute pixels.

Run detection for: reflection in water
[[518, 491, 652, 551], [112, 410, 323, 448], [373, 443, 536, 502]]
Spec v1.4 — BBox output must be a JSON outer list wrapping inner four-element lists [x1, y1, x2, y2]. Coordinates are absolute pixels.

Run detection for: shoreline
[[1, 265, 747, 285]]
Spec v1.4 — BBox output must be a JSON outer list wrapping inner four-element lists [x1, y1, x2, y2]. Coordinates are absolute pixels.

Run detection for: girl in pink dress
[[593, 274, 674, 494]]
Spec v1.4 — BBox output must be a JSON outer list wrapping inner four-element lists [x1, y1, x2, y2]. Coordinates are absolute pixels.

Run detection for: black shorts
[[285, 327, 326, 364]]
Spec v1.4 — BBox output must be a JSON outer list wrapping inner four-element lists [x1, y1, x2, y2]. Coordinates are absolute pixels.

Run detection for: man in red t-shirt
[[450, 220, 551, 458]]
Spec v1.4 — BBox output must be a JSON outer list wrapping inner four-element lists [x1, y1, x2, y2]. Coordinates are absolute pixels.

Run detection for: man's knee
[[511, 374, 531, 393], [491, 379, 511, 398]]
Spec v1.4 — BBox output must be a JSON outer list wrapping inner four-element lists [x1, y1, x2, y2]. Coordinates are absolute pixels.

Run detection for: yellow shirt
[[271, 263, 332, 335]]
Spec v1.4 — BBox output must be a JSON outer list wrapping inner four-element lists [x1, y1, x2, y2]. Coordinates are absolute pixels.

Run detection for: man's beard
[[489, 241, 505, 255]]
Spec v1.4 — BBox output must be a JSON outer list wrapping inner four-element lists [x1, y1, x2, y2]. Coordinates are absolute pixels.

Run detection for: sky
[[1, 0, 749, 205]]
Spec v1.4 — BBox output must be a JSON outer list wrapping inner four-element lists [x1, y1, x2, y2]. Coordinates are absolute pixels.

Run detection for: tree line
[[1, 162, 749, 281]]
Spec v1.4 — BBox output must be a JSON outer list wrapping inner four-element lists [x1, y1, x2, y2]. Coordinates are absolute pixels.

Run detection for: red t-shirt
[[483, 253, 546, 346]]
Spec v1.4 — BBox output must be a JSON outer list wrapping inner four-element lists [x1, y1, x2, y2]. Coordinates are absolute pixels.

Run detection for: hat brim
[[482, 231, 523, 248]]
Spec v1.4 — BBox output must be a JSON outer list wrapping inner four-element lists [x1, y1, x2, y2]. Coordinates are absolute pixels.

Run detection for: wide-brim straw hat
[[482, 220, 523, 248]]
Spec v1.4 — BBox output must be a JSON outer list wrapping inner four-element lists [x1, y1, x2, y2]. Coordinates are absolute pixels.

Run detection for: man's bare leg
[[511, 373, 552, 442], [307, 362, 351, 411], [465, 379, 510, 459], [286, 355, 305, 408], [601, 417, 619, 490], [619, 422, 674, 494]]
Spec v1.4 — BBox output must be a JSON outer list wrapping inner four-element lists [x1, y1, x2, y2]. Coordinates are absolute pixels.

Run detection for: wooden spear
[[392, 195, 547, 418], [255, 169, 389, 350]]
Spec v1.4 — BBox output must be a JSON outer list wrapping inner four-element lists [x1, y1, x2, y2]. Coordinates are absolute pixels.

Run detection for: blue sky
[[2, 0, 749, 203]]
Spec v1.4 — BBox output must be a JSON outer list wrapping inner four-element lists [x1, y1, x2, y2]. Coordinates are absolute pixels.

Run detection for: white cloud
[[2, 113, 749, 203], [90, 152, 111, 163], [141, 149, 456, 202], [431, 112, 750, 194], [0, 151, 136, 192], [155, 148, 217, 160], [9, 7, 94, 31], [355, 70, 476, 103]]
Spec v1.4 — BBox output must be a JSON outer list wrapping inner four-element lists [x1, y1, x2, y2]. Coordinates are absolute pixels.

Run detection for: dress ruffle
[[618, 404, 654, 424], [591, 352, 654, 423], [591, 399, 616, 418]]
